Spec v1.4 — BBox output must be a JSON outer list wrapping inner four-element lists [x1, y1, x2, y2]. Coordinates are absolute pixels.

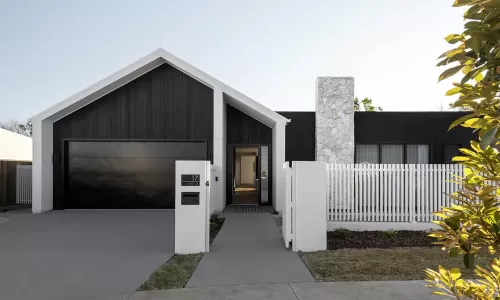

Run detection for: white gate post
[[292, 161, 327, 252], [175, 161, 211, 254]]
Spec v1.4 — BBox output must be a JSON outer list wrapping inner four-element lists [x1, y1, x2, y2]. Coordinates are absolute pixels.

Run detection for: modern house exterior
[[0, 128, 32, 207], [29, 48, 472, 215]]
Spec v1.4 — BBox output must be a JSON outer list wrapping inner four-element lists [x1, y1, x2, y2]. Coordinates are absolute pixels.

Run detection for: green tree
[[425, 0, 500, 299], [354, 97, 382, 111]]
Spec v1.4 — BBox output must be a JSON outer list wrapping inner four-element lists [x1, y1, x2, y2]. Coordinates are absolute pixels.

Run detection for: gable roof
[[30, 48, 289, 127]]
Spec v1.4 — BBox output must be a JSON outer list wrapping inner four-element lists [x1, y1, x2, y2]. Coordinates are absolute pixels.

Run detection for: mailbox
[[175, 161, 210, 254], [181, 192, 200, 205]]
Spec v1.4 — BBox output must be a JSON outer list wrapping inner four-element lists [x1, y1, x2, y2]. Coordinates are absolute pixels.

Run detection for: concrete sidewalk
[[186, 213, 314, 287], [130, 281, 438, 300]]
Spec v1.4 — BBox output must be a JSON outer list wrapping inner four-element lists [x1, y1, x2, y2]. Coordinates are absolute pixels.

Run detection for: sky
[[0, 0, 465, 122]]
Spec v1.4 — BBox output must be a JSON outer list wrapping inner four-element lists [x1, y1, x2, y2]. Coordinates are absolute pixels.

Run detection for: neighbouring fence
[[16, 164, 32, 204], [327, 164, 464, 223]]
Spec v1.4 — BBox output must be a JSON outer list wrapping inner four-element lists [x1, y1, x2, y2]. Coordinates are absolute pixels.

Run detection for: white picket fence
[[16, 164, 32, 204], [327, 164, 464, 222]]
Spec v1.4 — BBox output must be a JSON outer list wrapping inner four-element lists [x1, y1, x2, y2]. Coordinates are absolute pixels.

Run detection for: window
[[355, 144, 379, 163], [355, 144, 430, 164], [406, 145, 429, 164], [381, 145, 404, 164]]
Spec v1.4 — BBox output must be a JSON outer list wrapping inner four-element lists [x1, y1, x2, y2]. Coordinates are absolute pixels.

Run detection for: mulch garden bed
[[327, 229, 434, 250]]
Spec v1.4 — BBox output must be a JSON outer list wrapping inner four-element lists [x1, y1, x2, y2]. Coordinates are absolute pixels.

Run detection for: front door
[[226, 144, 271, 206]]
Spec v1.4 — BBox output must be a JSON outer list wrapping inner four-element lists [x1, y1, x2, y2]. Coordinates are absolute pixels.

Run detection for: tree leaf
[[453, 0, 480, 7], [464, 21, 481, 29], [446, 87, 462, 96], [439, 65, 463, 82], [445, 34, 464, 44], [432, 292, 450, 296], [448, 113, 477, 130], [480, 127, 497, 148], [450, 268, 461, 280], [466, 36, 482, 54], [464, 252, 475, 268], [453, 156, 471, 162]]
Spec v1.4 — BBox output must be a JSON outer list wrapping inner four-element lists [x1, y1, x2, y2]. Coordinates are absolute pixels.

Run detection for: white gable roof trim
[[30, 48, 289, 127]]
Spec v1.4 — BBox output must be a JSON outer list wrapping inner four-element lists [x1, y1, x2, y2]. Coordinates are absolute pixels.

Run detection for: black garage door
[[64, 141, 207, 209]]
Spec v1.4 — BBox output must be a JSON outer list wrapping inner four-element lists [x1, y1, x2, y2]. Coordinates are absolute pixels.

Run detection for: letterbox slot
[[181, 192, 200, 205]]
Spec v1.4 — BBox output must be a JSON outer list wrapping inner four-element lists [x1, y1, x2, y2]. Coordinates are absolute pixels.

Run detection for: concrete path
[[186, 213, 314, 287], [0, 210, 174, 300], [130, 281, 438, 300]]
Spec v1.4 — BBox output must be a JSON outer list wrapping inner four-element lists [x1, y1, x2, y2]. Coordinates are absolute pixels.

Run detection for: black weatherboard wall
[[355, 112, 473, 164], [277, 111, 315, 162], [226, 104, 272, 144], [53, 63, 214, 209]]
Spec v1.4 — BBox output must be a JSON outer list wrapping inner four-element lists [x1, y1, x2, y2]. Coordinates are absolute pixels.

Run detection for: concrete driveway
[[0, 210, 174, 300]]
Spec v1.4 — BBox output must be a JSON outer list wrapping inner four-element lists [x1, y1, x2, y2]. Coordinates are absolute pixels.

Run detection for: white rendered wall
[[273, 122, 286, 214], [0, 128, 32, 162], [292, 161, 327, 252], [211, 87, 225, 214], [31, 120, 53, 213], [175, 161, 210, 254]]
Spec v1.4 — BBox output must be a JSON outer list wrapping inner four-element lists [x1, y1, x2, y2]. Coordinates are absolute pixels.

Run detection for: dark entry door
[[64, 141, 207, 209]]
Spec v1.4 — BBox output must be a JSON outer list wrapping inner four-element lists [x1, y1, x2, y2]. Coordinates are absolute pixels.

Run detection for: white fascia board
[[30, 48, 290, 127], [30, 49, 167, 122]]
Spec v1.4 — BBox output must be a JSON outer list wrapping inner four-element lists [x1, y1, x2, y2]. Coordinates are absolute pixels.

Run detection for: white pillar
[[273, 121, 286, 214], [211, 87, 225, 214], [175, 161, 210, 254], [32, 119, 53, 213], [292, 161, 327, 252]]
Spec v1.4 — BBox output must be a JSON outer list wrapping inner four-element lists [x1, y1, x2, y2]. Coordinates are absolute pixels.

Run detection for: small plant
[[383, 229, 398, 239], [333, 228, 352, 238]]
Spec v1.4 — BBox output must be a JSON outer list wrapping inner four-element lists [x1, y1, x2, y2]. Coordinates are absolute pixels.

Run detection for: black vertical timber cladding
[[226, 104, 272, 144], [276, 111, 315, 162], [355, 112, 474, 164], [53, 63, 214, 210]]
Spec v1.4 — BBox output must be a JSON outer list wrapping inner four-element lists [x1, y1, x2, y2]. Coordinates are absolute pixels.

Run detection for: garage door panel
[[68, 174, 174, 209], [69, 157, 176, 175], [69, 141, 207, 158], [65, 141, 206, 209]]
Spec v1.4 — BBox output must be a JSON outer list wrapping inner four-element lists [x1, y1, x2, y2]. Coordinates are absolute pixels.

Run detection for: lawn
[[138, 216, 225, 290], [299, 247, 490, 282], [138, 253, 203, 290]]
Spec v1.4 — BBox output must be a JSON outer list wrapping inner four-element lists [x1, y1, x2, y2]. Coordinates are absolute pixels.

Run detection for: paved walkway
[[186, 213, 314, 287], [130, 281, 437, 300]]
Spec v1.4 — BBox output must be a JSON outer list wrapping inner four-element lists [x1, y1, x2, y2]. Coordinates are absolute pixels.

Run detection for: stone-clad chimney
[[315, 77, 355, 163]]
